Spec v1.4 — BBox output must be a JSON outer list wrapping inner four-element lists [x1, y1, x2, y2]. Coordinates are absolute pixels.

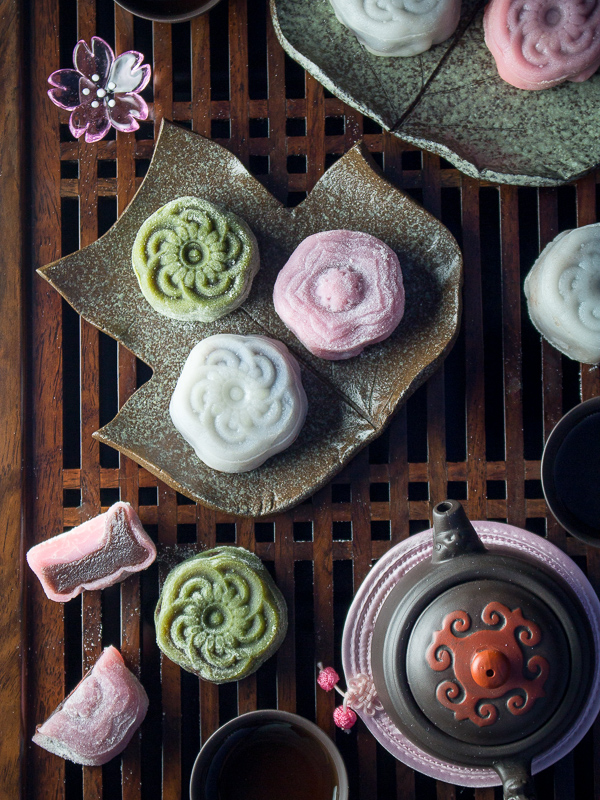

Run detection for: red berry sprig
[[333, 705, 357, 731], [317, 665, 340, 692], [316, 662, 357, 732]]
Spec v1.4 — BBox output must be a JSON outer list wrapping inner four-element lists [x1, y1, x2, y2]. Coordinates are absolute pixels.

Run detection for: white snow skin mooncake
[[329, 0, 462, 57], [524, 222, 600, 364], [169, 334, 308, 472]]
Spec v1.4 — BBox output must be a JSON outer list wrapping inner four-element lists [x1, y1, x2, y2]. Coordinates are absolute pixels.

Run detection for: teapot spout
[[431, 500, 486, 563], [494, 759, 536, 800]]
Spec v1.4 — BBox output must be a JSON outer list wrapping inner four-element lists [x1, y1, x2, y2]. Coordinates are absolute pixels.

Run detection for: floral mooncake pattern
[[132, 197, 259, 322], [524, 222, 600, 363], [169, 334, 308, 472], [155, 547, 288, 683], [329, 0, 461, 56], [484, 0, 600, 90], [273, 230, 405, 360]]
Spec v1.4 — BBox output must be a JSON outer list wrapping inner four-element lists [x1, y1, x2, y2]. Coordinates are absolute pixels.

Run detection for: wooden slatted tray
[[2, 0, 600, 798]]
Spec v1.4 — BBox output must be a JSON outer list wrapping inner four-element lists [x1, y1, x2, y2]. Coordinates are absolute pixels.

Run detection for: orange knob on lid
[[470, 649, 510, 689]]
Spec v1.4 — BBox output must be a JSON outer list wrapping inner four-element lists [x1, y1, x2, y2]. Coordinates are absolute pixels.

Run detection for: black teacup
[[541, 397, 600, 546], [115, 0, 223, 22], [189, 710, 348, 800]]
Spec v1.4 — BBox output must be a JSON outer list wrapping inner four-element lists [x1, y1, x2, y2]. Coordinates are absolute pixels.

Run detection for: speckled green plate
[[271, 0, 600, 186], [38, 121, 462, 517]]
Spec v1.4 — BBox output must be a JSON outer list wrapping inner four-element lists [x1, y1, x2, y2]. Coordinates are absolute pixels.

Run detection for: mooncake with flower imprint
[[273, 230, 405, 360], [484, 0, 600, 90], [329, 0, 461, 57], [524, 222, 600, 363], [155, 546, 288, 683], [169, 333, 308, 472], [132, 197, 259, 322]]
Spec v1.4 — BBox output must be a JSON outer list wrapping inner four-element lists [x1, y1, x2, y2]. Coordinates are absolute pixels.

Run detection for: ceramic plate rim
[[37, 121, 463, 518], [270, 0, 600, 187]]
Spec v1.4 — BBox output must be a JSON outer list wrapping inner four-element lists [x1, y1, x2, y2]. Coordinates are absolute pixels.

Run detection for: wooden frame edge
[[0, 0, 25, 796]]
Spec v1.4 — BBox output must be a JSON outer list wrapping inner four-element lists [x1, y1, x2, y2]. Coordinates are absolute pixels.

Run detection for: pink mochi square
[[27, 501, 156, 602]]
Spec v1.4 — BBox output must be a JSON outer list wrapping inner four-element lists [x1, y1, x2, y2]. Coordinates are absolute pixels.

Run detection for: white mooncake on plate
[[329, 0, 461, 57]]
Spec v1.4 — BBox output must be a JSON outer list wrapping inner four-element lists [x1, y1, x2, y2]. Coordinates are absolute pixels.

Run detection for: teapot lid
[[405, 578, 570, 746]]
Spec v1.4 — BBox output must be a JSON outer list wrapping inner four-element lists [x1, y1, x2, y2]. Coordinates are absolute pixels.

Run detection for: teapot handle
[[495, 759, 536, 800], [431, 500, 486, 563]]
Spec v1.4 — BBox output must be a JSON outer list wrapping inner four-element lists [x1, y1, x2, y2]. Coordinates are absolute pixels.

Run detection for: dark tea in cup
[[190, 710, 348, 800]]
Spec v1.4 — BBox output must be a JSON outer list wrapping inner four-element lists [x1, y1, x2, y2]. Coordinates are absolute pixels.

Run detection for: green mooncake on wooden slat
[[155, 546, 287, 683], [132, 196, 259, 322]]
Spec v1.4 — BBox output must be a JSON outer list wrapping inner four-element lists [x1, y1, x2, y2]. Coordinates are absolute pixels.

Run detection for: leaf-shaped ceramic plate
[[38, 121, 462, 517], [271, 0, 600, 186]]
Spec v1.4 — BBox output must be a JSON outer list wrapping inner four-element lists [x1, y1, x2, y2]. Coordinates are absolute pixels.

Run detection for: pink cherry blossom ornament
[[273, 230, 405, 360], [47, 36, 151, 142]]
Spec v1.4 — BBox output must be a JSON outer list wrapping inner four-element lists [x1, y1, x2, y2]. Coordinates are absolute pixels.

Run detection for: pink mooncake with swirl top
[[484, 0, 600, 90], [273, 230, 405, 360]]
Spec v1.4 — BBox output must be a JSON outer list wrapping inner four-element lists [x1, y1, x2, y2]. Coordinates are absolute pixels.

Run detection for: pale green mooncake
[[132, 197, 260, 322], [155, 546, 287, 683]]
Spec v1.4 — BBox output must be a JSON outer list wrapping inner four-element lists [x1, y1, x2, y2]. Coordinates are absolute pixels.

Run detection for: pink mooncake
[[33, 646, 148, 766], [484, 0, 600, 90], [27, 501, 156, 602], [273, 230, 405, 360]]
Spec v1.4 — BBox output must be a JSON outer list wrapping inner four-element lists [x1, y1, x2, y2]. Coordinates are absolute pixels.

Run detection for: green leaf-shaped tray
[[271, 0, 600, 186], [38, 121, 462, 517]]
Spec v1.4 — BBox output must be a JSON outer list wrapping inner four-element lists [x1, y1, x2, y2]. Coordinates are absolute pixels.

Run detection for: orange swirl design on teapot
[[426, 602, 549, 727]]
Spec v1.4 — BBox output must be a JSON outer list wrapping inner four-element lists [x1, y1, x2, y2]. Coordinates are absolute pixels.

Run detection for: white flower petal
[[109, 51, 151, 94]]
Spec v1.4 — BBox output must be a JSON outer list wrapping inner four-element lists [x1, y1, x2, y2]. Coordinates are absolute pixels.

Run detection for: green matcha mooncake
[[132, 197, 259, 322], [155, 546, 287, 683]]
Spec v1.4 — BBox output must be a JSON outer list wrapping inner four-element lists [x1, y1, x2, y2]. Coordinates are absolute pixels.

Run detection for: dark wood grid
[[2, 0, 600, 797]]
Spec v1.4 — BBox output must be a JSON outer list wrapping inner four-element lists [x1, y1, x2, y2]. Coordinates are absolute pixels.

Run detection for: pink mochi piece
[[33, 646, 149, 766], [484, 0, 600, 90], [27, 501, 156, 602], [273, 230, 405, 360]]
